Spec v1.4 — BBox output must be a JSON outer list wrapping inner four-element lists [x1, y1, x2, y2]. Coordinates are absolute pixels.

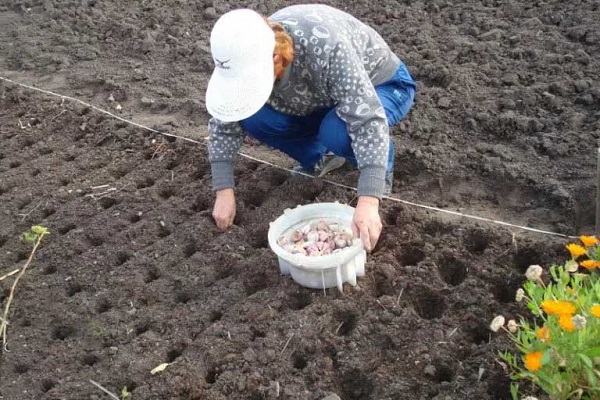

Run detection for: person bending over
[[205, 4, 415, 252]]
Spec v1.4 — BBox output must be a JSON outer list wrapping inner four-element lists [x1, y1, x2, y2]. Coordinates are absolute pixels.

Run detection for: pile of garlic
[[277, 220, 354, 257]]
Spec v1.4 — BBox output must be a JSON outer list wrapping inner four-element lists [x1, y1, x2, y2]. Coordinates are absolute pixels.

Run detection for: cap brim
[[206, 63, 274, 122]]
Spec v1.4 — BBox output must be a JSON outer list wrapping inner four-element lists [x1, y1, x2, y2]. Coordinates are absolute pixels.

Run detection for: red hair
[[264, 18, 294, 78]]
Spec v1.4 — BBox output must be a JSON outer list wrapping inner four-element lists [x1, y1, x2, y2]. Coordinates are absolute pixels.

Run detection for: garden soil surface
[[0, 0, 599, 399]]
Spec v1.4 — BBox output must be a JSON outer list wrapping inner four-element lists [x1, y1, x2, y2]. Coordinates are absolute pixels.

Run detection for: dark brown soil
[[0, 0, 598, 399]]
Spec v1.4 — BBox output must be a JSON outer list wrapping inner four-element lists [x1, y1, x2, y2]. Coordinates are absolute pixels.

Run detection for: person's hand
[[352, 196, 382, 253], [213, 188, 236, 231]]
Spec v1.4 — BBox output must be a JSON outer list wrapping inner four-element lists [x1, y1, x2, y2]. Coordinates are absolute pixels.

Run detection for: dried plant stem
[[0, 269, 19, 282], [89, 380, 120, 400], [0, 234, 45, 351]]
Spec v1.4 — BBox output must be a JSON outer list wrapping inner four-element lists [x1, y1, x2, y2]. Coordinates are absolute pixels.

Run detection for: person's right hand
[[212, 188, 236, 231]]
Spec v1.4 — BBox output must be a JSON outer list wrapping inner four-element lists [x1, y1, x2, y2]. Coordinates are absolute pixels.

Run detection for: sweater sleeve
[[207, 117, 244, 191], [324, 43, 390, 198]]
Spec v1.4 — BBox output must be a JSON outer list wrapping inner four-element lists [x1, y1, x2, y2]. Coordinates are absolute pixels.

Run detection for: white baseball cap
[[205, 9, 276, 122]]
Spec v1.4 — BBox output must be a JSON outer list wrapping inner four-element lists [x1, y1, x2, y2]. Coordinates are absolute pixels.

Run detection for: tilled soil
[[0, 0, 598, 399]]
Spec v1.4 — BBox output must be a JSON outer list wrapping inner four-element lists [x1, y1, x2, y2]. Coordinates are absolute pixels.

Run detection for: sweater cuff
[[357, 166, 387, 199], [210, 161, 235, 191]]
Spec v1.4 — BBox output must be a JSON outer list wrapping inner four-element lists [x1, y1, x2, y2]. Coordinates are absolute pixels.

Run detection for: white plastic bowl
[[268, 202, 367, 293]]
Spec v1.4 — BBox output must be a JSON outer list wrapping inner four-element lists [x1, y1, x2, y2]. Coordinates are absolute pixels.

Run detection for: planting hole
[[396, 244, 426, 266], [513, 247, 542, 272], [209, 310, 223, 322], [338, 369, 375, 400], [287, 290, 313, 310], [437, 255, 469, 286], [182, 242, 196, 258], [214, 264, 234, 280], [43, 264, 57, 275], [16, 251, 28, 262], [336, 311, 358, 336], [412, 287, 446, 320], [433, 362, 455, 383], [9, 160, 21, 168], [41, 207, 56, 218], [244, 272, 269, 295], [292, 352, 308, 370], [175, 290, 194, 304], [98, 197, 116, 209], [86, 235, 104, 247], [158, 187, 176, 199], [205, 367, 218, 384], [423, 219, 453, 236], [492, 275, 524, 303], [136, 323, 150, 335], [116, 251, 132, 265], [82, 353, 98, 366], [30, 168, 40, 176], [59, 177, 70, 186], [66, 283, 82, 297], [129, 213, 142, 223], [158, 226, 171, 238], [41, 378, 56, 392], [52, 325, 75, 341], [145, 268, 160, 283], [250, 327, 266, 341], [166, 348, 182, 363], [96, 299, 112, 314], [137, 177, 155, 189], [464, 229, 492, 254], [14, 363, 29, 374], [58, 223, 76, 235], [469, 324, 490, 345]]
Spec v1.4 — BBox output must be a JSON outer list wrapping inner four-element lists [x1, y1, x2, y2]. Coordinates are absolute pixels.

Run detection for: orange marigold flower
[[541, 300, 576, 316], [580, 235, 599, 247], [580, 260, 600, 270], [524, 351, 543, 371], [559, 315, 576, 332], [591, 304, 600, 318], [566, 243, 587, 258], [536, 326, 550, 342]]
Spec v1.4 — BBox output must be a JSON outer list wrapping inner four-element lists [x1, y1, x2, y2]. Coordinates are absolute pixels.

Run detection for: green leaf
[[586, 367, 598, 388], [541, 350, 552, 366], [31, 225, 49, 236], [510, 383, 519, 400], [23, 231, 36, 243], [585, 347, 600, 358], [579, 353, 594, 369]]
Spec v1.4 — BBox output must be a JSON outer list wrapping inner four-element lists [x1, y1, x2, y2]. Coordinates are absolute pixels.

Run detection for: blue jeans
[[240, 64, 416, 172]]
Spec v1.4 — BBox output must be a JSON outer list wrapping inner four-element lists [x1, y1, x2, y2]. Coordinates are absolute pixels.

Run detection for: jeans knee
[[317, 110, 347, 150]]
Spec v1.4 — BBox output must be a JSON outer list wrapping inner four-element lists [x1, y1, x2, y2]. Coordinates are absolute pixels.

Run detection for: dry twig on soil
[[0, 226, 49, 352]]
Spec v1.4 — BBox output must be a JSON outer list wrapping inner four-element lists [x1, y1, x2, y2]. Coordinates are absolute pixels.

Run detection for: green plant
[[491, 235, 600, 400], [88, 316, 106, 339], [121, 386, 132, 399], [0, 226, 49, 351]]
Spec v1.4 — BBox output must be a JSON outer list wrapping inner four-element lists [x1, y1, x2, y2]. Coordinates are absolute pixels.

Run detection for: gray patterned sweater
[[208, 4, 408, 198]]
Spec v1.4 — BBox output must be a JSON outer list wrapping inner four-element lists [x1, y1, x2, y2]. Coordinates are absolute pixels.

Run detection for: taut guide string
[[0, 76, 578, 239]]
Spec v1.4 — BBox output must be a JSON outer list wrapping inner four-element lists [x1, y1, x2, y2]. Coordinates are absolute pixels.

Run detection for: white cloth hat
[[206, 9, 276, 122]]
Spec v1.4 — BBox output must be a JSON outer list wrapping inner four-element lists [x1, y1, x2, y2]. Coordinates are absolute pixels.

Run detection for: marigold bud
[[515, 288, 525, 302], [525, 265, 543, 281], [507, 319, 518, 333], [489, 315, 505, 332], [572, 314, 587, 330]]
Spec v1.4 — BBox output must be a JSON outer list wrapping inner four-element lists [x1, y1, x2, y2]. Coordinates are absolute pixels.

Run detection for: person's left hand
[[352, 196, 382, 253]]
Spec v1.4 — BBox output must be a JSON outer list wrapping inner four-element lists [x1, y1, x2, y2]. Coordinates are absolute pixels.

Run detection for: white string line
[[0, 75, 577, 239]]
